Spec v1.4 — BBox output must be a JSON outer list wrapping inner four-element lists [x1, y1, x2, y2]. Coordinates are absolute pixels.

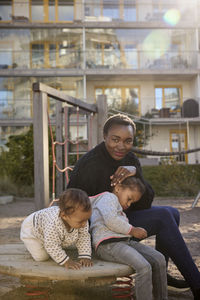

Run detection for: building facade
[[0, 0, 200, 164]]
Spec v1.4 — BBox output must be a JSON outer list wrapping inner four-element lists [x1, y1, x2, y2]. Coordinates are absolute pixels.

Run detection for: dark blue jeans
[[126, 206, 200, 290]]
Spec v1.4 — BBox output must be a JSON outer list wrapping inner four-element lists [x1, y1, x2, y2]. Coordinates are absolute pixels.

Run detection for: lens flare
[[163, 9, 181, 26], [142, 30, 171, 59]]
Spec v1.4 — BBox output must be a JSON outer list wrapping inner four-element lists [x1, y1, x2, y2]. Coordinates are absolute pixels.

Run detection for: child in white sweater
[[90, 176, 168, 300], [20, 188, 92, 270]]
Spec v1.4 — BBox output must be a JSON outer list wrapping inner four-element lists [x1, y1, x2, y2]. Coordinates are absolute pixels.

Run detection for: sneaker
[[167, 274, 190, 292]]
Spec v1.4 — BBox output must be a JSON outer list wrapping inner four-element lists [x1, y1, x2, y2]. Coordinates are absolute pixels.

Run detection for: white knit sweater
[[31, 206, 91, 265]]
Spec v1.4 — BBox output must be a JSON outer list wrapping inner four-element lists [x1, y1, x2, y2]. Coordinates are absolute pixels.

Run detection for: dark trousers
[[126, 206, 200, 290]]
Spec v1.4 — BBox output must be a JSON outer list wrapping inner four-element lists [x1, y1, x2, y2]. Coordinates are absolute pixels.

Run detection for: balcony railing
[[0, 50, 198, 71], [0, 0, 197, 24]]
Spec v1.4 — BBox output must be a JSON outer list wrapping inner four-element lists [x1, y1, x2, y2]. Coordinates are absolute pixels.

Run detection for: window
[[0, 90, 13, 119], [95, 86, 140, 115], [0, 0, 12, 21], [49, 0, 56, 21], [85, 0, 137, 21], [123, 0, 136, 21], [155, 87, 181, 110], [0, 47, 12, 69], [103, 0, 119, 20], [170, 130, 187, 162], [124, 44, 138, 69], [58, 0, 74, 21], [31, 0, 44, 21], [31, 0, 74, 22], [31, 38, 81, 69], [92, 42, 120, 68], [31, 44, 45, 68]]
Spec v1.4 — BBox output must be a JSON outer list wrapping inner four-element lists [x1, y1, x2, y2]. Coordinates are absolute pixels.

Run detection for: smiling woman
[[68, 113, 200, 299]]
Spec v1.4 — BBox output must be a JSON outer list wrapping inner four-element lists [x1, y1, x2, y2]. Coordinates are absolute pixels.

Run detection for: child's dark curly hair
[[58, 188, 91, 216], [120, 176, 146, 196]]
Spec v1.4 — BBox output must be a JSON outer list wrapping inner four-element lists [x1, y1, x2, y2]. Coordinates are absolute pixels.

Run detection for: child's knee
[[137, 261, 152, 276], [153, 252, 167, 270]]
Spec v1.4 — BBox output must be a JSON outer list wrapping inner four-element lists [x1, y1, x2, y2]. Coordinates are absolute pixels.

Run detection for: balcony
[[149, 99, 200, 120], [0, 49, 198, 76]]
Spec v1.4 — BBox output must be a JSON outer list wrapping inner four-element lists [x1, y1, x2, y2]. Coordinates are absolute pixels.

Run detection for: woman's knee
[[166, 206, 180, 225], [159, 207, 179, 226]]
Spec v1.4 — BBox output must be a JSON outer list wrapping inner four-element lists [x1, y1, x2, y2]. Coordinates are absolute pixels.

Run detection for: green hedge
[[1, 125, 199, 198], [142, 164, 200, 197]]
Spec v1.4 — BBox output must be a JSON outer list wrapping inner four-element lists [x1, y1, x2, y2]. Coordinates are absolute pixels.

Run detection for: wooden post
[[97, 95, 108, 143], [56, 101, 63, 198], [64, 106, 69, 189], [33, 91, 49, 209]]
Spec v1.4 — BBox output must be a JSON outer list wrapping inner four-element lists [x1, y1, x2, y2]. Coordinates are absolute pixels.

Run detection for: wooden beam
[[56, 101, 64, 198], [33, 82, 97, 113], [97, 95, 108, 143], [33, 91, 49, 209]]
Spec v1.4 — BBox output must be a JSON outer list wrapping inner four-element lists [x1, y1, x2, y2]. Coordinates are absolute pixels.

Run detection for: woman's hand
[[130, 227, 147, 240], [64, 258, 82, 270], [110, 166, 136, 187], [79, 258, 93, 267]]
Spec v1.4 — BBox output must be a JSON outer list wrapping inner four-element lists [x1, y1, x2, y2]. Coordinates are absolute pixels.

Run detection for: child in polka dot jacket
[[20, 188, 92, 270]]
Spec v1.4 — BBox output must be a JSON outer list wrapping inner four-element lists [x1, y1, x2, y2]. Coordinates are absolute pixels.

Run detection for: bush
[[0, 126, 82, 197], [1, 127, 199, 198], [143, 163, 200, 197]]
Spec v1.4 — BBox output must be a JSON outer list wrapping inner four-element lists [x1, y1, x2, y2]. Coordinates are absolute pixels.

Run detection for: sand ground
[[0, 196, 199, 299]]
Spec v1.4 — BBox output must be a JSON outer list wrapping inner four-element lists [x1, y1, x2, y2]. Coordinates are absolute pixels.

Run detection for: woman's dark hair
[[120, 176, 146, 196], [58, 188, 91, 216], [103, 114, 136, 136]]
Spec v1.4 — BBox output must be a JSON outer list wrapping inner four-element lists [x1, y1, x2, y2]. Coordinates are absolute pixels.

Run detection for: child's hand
[[64, 258, 81, 270], [130, 227, 147, 240], [79, 258, 93, 267]]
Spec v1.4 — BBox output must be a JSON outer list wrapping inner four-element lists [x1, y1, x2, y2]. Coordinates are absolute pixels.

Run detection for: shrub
[[143, 163, 200, 197]]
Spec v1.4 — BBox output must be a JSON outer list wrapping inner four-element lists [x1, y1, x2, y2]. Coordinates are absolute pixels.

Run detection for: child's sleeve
[[76, 221, 92, 259], [42, 223, 69, 265]]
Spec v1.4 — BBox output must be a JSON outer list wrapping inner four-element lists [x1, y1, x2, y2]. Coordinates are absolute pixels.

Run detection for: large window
[[31, 0, 74, 22], [0, 0, 12, 21], [84, 0, 137, 21], [155, 87, 182, 110], [31, 40, 81, 69], [95, 86, 140, 115]]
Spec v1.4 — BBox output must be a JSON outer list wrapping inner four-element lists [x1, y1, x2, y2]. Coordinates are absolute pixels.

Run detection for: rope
[[132, 147, 200, 156], [48, 113, 73, 200]]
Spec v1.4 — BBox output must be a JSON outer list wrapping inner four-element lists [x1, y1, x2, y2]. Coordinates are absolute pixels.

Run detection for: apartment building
[[0, 0, 200, 164]]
